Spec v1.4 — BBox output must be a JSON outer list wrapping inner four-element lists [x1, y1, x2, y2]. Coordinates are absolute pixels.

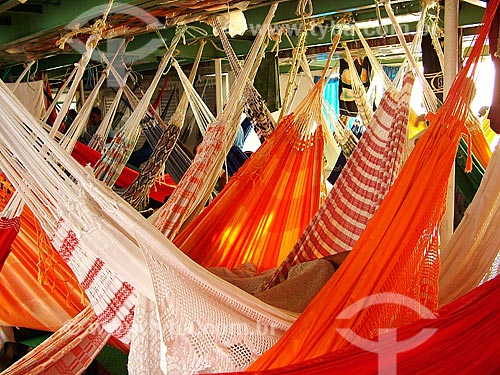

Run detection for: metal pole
[[441, 0, 459, 248]]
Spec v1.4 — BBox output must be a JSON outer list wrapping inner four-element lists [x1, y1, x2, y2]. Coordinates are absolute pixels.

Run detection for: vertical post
[[215, 58, 223, 117], [79, 79, 86, 109], [441, 0, 459, 248]]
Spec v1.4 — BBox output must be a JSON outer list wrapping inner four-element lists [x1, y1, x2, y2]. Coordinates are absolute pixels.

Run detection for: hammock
[[93, 30, 183, 186], [439, 143, 500, 306], [249, 0, 498, 368], [464, 108, 492, 168], [174, 110, 325, 271], [0, 195, 21, 271], [266, 6, 438, 286], [152, 5, 278, 239], [71, 141, 175, 204], [0, 306, 109, 375], [219, 275, 500, 375], [121, 40, 206, 209], [224, 145, 249, 177], [0, 180, 87, 332], [267, 71, 415, 287], [162, 141, 194, 184], [173, 27, 349, 272], [212, 16, 276, 140]]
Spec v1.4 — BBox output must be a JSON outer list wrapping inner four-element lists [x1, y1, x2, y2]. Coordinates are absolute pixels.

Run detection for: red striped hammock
[[267, 71, 415, 287]]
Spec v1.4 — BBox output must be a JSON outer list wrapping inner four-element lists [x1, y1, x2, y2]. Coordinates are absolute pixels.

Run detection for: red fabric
[[71, 141, 175, 202], [44, 78, 58, 126], [217, 276, 500, 375], [0, 216, 20, 270], [153, 78, 168, 111]]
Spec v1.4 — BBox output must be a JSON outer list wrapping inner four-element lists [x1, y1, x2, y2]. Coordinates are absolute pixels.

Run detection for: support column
[[441, 0, 459, 248]]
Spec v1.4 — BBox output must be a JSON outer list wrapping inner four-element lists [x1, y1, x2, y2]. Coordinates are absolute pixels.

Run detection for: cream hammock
[[439, 142, 500, 306]]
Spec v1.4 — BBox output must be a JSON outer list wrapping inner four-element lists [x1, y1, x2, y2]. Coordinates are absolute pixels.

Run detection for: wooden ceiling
[[0, 0, 487, 78]]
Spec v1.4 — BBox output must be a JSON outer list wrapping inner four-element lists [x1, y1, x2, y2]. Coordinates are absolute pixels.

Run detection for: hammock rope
[[342, 43, 374, 127], [87, 62, 131, 152], [41, 66, 78, 124], [120, 40, 206, 209], [278, 20, 310, 121], [93, 29, 183, 186], [50, 0, 115, 138], [60, 39, 128, 153], [212, 16, 276, 140]]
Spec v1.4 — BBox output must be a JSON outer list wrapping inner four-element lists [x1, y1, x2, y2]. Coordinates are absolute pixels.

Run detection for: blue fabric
[[127, 141, 153, 169], [382, 65, 399, 82], [327, 150, 347, 185], [240, 117, 253, 141], [234, 124, 245, 150], [225, 145, 249, 177], [315, 76, 339, 115]]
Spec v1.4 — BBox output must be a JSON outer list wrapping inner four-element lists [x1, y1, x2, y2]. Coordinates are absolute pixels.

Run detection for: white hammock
[[439, 143, 500, 306]]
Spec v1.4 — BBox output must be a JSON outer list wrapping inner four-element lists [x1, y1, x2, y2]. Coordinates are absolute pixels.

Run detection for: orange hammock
[[216, 275, 500, 375], [174, 113, 324, 271], [173, 32, 346, 271], [248, 0, 498, 369], [0, 205, 87, 332], [465, 108, 492, 168]]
